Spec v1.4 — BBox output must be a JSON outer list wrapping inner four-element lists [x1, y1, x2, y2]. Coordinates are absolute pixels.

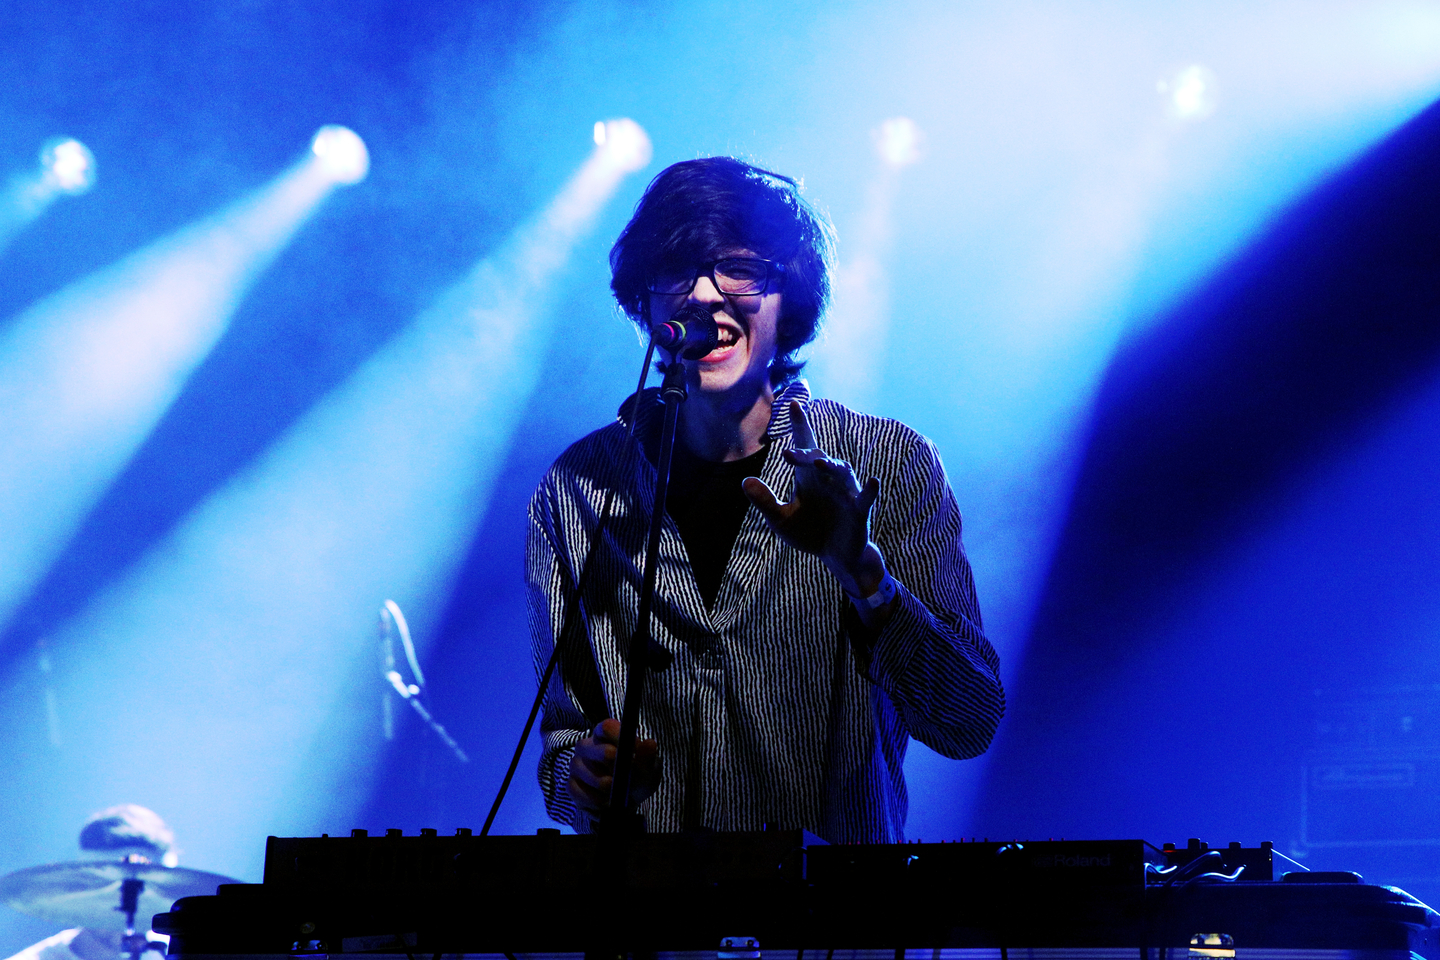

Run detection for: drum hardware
[[0, 852, 238, 958]]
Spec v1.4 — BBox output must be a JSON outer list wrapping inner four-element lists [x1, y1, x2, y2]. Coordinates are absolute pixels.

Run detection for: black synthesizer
[[154, 829, 1440, 958]]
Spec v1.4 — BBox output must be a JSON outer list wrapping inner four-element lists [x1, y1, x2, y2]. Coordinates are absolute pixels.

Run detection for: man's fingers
[[573, 742, 614, 777], [860, 476, 881, 517], [575, 739, 616, 765], [571, 723, 660, 813], [743, 476, 784, 519], [571, 755, 611, 797], [573, 761, 611, 791], [789, 400, 817, 451], [567, 776, 606, 810]]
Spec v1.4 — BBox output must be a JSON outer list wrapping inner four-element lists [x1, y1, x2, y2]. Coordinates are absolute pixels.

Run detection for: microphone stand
[[586, 316, 707, 960], [602, 356, 688, 838]]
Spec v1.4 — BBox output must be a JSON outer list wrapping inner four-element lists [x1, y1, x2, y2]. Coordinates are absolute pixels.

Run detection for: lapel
[[615, 380, 811, 635], [708, 380, 809, 631]]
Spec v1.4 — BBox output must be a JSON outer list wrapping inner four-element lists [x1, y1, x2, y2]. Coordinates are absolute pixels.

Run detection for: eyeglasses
[[646, 257, 786, 297]]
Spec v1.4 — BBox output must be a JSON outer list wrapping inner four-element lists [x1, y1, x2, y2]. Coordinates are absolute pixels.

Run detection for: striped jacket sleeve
[[856, 429, 1004, 760], [524, 473, 591, 832]]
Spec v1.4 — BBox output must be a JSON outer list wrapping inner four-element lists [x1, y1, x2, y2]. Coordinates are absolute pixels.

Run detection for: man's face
[[649, 250, 782, 398]]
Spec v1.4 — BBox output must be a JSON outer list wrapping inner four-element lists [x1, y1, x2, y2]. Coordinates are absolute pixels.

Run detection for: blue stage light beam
[[0, 139, 96, 251], [0, 127, 366, 635], [808, 116, 923, 410], [0, 120, 650, 878]]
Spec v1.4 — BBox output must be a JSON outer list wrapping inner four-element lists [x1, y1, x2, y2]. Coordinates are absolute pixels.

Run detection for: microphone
[[651, 304, 719, 360], [375, 600, 470, 763]]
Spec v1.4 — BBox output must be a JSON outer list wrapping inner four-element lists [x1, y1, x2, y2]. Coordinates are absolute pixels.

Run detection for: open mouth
[[702, 323, 742, 360]]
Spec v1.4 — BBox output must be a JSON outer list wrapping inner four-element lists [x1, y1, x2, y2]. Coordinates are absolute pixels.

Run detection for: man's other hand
[[568, 718, 660, 817], [743, 400, 887, 599]]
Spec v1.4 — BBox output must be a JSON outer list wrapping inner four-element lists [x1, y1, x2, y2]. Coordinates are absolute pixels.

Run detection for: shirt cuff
[[847, 569, 898, 609]]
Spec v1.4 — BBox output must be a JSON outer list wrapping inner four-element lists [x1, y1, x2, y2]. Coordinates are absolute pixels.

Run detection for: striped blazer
[[526, 379, 1004, 843]]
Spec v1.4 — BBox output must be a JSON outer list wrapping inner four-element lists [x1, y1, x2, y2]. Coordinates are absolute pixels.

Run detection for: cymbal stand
[[117, 876, 163, 960]]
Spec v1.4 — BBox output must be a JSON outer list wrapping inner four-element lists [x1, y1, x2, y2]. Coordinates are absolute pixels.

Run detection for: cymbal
[[0, 859, 239, 932]]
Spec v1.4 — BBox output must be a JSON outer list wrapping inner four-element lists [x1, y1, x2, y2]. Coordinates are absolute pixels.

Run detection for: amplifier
[[1304, 685, 1440, 847]]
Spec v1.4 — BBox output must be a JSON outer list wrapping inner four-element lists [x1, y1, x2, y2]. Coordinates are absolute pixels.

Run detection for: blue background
[[3, 0, 1440, 949]]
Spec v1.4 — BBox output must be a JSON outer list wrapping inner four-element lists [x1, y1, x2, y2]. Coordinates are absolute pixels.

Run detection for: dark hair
[[610, 157, 836, 385]]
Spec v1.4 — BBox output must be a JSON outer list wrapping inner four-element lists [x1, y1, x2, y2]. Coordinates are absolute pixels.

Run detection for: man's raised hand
[[742, 401, 885, 598]]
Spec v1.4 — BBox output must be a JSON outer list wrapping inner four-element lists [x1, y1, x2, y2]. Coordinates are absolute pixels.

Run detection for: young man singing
[[526, 157, 1003, 843]]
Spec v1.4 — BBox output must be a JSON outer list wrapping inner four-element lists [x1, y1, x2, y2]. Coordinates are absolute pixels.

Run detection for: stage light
[[41, 139, 95, 195], [0, 128, 649, 865], [1159, 65, 1219, 121], [811, 117, 924, 409], [0, 135, 348, 640], [0, 138, 98, 248], [875, 117, 924, 169], [310, 125, 370, 185], [596, 118, 652, 173]]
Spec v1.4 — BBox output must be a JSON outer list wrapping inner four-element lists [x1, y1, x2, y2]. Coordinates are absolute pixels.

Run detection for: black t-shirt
[[665, 441, 771, 610]]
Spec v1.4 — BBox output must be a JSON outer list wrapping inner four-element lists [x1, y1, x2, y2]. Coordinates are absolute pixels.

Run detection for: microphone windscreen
[[653, 304, 719, 360]]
